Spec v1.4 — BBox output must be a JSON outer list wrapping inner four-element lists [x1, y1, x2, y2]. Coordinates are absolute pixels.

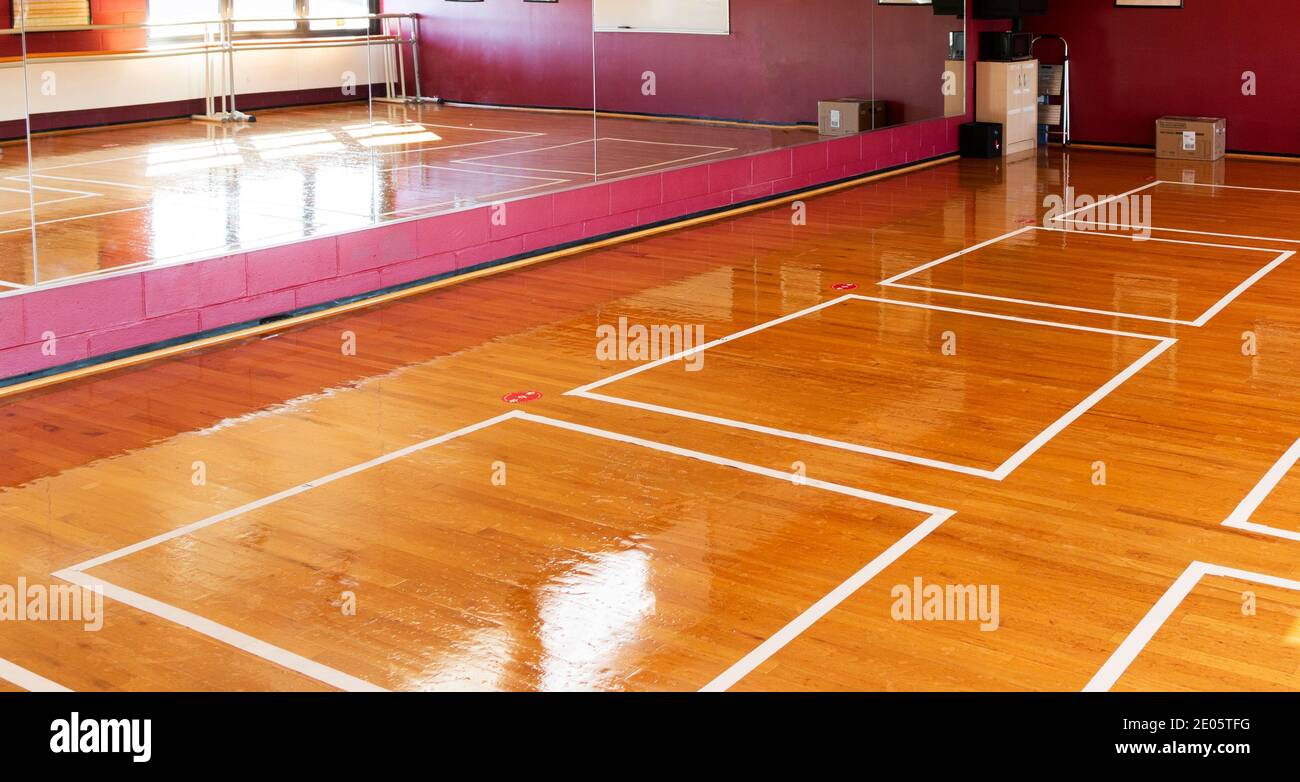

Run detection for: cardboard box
[[1156, 116, 1226, 161], [818, 99, 888, 135]]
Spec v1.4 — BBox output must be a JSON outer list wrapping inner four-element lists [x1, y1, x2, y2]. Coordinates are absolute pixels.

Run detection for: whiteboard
[[594, 0, 730, 35]]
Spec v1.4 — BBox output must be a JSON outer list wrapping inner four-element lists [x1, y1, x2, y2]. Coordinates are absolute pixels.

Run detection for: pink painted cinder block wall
[[0, 113, 967, 383]]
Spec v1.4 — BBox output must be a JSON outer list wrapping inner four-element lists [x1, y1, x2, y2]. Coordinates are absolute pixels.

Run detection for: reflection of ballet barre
[[0, 13, 436, 123]]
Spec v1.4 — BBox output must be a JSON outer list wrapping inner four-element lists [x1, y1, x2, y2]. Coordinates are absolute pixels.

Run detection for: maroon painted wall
[[1035, 0, 1300, 155], [388, 0, 962, 126], [592, 1, 872, 125]]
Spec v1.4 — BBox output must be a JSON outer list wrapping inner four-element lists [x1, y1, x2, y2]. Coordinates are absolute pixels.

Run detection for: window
[[593, 0, 730, 35], [147, 0, 376, 40], [231, 0, 298, 33], [15, 0, 92, 28], [308, 0, 372, 32], [148, 0, 221, 39]]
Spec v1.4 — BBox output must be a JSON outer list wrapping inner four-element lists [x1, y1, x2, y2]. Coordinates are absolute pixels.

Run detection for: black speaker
[[932, 0, 965, 15], [960, 122, 1003, 158], [980, 31, 1034, 61]]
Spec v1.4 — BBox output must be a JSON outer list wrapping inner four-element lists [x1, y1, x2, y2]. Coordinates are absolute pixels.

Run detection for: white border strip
[[52, 569, 381, 693], [64, 412, 521, 573], [0, 657, 72, 692], [877, 226, 1036, 286], [514, 413, 949, 516], [0, 183, 100, 197], [0, 205, 152, 237], [881, 225, 1293, 328], [56, 410, 954, 692], [1050, 180, 1300, 246], [700, 507, 954, 691], [1163, 181, 1300, 195], [569, 294, 1175, 481], [0, 182, 101, 218], [1084, 561, 1300, 692], [1050, 180, 1161, 223], [23, 122, 547, 174], [1222, 438, 1300, 542], [0, 194, 95, 217], [453, 136, 737, 178]]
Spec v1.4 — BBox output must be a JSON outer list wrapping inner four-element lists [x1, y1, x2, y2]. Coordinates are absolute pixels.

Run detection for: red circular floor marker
[[831, 282, 858, 291], [1019, 217, 1038, 226], [502, 390, 542, 404]]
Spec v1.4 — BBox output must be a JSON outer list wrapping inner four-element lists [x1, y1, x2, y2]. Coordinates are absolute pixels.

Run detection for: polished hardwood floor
[[0, 101, 819, 286], [1, 146, 1299, 691]]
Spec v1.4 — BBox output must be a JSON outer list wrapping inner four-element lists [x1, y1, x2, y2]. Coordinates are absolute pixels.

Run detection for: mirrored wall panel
[[1, 16, 33, 289], [592, 0, 867, 180], [379, 0, 599, 228], [874, 0, 966, 123], [15, 0, 598, 287], [590, 0, 966, 183]]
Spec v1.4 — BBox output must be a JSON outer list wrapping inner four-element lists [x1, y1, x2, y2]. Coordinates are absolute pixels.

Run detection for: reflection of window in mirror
[[14, 0, 91, 28], [308, 0, 374, 31], [231, 0, 299, 33], [149, 1, 376, 42], [148, 1, 223, 41]]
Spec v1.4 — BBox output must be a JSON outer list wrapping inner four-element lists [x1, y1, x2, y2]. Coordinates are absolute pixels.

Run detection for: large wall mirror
[[10, 0, 600, 288], [874, 1, 967, 123], [1, 15, 33, 289], [387, 0, 599, 221], [6, 0, 964, 293], [591, 0, 867, 181], [589, 0, 965, 183]]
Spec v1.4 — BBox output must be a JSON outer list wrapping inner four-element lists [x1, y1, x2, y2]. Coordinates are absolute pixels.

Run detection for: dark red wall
[[592, 0, 873, 125], [388, 0, 963, 126], [1036, 0, 1300, 155]]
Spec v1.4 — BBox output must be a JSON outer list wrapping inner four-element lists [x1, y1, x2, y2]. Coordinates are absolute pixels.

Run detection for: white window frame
[[147, 0, 378, 41]]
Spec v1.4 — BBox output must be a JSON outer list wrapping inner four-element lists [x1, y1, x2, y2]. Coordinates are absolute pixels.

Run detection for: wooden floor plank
[[2, 146, 1299, 690]]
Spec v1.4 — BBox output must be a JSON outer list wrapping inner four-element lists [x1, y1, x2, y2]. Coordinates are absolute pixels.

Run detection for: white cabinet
[[976, 60, 1039, 156]]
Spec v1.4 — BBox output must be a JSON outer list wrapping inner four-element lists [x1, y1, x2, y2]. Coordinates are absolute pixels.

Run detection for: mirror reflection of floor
[[0, 101, 821, 287]]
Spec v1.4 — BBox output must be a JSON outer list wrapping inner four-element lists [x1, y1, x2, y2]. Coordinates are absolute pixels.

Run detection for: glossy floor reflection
[[580, 295, 1161, 474], [0, 101, 819, 286], [85, 415, 932, 691], [2, 148, 1300, 691]]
